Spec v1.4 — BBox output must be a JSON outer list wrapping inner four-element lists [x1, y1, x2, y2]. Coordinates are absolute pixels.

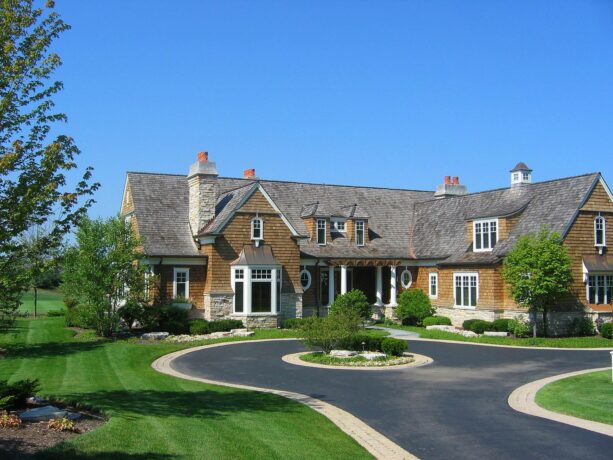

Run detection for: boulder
[[484, 331, 508, 337], [426, 325, 457, 332], [360, 352, 386, 360], [230, 328, 249, 334], [233, 331, 254, 337], [141, 332, 169, 340], [330, 350, 357, 358], [20, 406, 78, 422]]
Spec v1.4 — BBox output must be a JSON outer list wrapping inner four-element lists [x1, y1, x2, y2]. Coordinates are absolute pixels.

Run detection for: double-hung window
[[474, 219, 498, 251], [595, 216, 606, 247], [233, 269, 244, 312], [331, 219, 346, 233], [232, 267, 281, 314], [251, 217, 263, 240], [454, 273, 478, 307], [355, 220, 365, 246], [317, 219, 327, 245], [429, 273, 438, 298], [587, 275, 613, 304], [173, 268, 189, 299]]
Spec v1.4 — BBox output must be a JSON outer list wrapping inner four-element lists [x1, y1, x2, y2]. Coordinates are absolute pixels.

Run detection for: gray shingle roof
[[125, 171, 600, 264]]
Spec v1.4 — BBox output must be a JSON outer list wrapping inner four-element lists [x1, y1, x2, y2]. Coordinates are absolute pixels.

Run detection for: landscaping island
[[300, 351, 414, 368], [535, 370, 613, 426]]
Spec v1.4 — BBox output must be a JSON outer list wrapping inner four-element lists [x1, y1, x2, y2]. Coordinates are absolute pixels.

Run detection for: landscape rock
[[360, 352, 386, 360], [26, 396, 47, 405], [426, 325, 478, 337], [141, 332, 169, 340], [20, 406, 68, 422], [330, 350, 357, 358], [233, 331, 254, 337], [164, 329, 254, 343], [484, 331, 508, 337]]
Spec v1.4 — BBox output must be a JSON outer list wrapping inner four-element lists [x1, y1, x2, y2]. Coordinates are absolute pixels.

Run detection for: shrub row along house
[[121, 153, 613, 332]]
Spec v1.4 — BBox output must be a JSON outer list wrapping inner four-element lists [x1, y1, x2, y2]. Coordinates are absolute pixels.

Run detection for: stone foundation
[[384, 306, 398, 323], [231, 314, 279, 328], [204, 293, 233, 321], [280, 293, 303, 319], [434, 307, 499, 327]]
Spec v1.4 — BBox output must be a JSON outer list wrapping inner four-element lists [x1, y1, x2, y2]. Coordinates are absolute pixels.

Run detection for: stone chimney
[[188, 151, 218, 236], [434, 175, 468, 198]]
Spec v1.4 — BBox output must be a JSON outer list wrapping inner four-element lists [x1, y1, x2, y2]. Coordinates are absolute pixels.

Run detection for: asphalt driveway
[[170, 339, 612, 459]]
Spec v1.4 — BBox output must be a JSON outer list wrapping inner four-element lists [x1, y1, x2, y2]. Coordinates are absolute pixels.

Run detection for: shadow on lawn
[[4, 340, 105, 360], [36, 448, 174, 460], [59, 388, 301, 420]]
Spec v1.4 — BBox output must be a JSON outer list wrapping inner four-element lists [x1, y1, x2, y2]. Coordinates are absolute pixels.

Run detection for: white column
[[271, 268, 277, 313], [340, 265, 348, 295], [244, 268, 252, 314], [328, 266, 335, 306], [375, 266, 383, 306], [389, 265, 397, 306]]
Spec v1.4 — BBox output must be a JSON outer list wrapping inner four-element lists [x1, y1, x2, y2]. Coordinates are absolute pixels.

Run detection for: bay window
[[454, 273, 478, 308], [232, 266, 281, 314], [474, 219, 498, 251], [587, 275, 613, 304]]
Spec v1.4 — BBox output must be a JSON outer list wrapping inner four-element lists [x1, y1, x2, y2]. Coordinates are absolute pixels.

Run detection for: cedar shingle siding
[[123, 162, 613, 326]]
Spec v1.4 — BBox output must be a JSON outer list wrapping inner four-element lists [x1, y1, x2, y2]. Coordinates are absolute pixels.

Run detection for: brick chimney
[[188, 151, 218, 236], [434, 175, 467, 198], [244, 168, 256, 179]]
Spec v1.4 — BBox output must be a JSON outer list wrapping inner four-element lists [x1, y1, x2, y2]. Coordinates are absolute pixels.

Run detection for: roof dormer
[[510, 162, 532, 186]]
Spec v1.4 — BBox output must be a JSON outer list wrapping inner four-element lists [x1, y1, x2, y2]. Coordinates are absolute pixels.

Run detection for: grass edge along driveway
[[0, 318, 373, 459], [535, 369, 613, 426]]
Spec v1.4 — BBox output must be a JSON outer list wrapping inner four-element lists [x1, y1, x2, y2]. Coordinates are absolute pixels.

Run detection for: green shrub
[[139, 307, 161, 331], [66, 304, 97, 329], [118, 301, 146, 330], [158, 306, 189, 334], [329, 289, 373, 321], [600, 322, 612, 339], [0, 379, 40, 409], [381, 338, 407, 356], [281, 318, 304, 329], [189, 319, 210, 335], [338, 334, 383, 352], [165, 319, 188, 335], [396, 289, 435, 326], [208, 319, 244, 333], [508, 316, 531, 338], [491, 318, 511, 332], [569, 317, 595, 337], [301, 310, 361, 353], [46, 309, 66, 317], [423, 316, 452, 327], [462, 319, 492, 334], [63, 296, 79, 310]]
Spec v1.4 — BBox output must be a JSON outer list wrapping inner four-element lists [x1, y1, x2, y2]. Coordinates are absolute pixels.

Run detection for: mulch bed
[[0, 403, 105, 458]]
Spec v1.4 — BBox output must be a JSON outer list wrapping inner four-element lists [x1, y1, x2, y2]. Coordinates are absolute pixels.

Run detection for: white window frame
[[586, 273, 613, 305], [331, 218, 346, 233], [355, 220, 365, 246], [400, 269, 412, 289], [173, 267, 190, 299], [251, 217, 263, 241], [300, 269, 312, 291], [231, 265, 280, 315], [453, 272, 479, 309], [473, 218, 498, 252], [429, 272, 438, 299], [317, 218, 327, 245], [594, 215, 606, 247]]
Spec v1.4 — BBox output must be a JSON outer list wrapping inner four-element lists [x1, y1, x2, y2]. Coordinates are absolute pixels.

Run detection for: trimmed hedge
[[569, 317, 595, 337], [422, 316, 452, 327], [189, 319, 210, 335], [600, 322, 612, 339], [281, 318, 304, 329], [462, 319, 492, 334], [381, 338, 407, 357], [338, 334, 383, 352], [46, 309, 66, 317], [491, 318, 511, 332], [208, 319, 244, 333]]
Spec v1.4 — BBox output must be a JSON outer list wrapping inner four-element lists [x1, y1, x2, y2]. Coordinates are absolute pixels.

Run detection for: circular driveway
[[170, 339, 613, 459]]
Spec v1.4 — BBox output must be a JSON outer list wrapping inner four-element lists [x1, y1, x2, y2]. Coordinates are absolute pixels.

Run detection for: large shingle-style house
[[121, 153, 613, 331]]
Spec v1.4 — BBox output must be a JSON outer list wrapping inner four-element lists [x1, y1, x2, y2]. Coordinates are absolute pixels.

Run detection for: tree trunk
[[33, 286, 37, 318], [543, 306, 549, 337], [530, 309, 537, 338]]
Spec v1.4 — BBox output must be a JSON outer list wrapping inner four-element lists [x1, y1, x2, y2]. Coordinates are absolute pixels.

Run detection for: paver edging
[[283, 351, 433, 370], [151, 338, 418, 460], [508, 367, 613, 437]]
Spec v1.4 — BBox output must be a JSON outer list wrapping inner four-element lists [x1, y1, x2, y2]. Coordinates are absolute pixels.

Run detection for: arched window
[[400, 269, 413, 289], [595, 216, 606, 247], [300, 269, 312, 290], [251, 217, 263, 240]]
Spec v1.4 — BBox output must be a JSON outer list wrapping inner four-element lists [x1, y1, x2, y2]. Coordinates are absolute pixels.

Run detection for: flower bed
[[300, 351, 414, 367]]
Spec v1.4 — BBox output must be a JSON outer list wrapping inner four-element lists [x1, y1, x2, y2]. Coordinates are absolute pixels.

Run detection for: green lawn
[[385, 324, 613, 348], [0, 318, 372, 459], [536, 370, 613, 425], [19, 289, 64, 315]]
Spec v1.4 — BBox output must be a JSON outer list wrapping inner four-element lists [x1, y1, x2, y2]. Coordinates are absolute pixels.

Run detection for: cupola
[[510, 162, 532, 186]]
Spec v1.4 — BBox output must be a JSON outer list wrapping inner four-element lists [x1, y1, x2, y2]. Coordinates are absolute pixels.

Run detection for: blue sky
[[50, 0, 613, 218]]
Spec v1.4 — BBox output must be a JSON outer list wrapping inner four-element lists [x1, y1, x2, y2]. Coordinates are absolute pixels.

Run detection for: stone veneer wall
[[231, 314, 279, 328], [280, 293, 303, 320], [204, 292, 233, 321]]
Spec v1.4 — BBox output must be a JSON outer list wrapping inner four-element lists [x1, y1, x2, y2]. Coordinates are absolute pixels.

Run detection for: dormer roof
[[510, 162, 532, 172]]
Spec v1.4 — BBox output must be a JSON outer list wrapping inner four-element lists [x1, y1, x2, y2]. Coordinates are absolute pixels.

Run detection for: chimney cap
[[452, 176, 459, 185], [188, 151, 218, 178], [198, 151, 208, 162]]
